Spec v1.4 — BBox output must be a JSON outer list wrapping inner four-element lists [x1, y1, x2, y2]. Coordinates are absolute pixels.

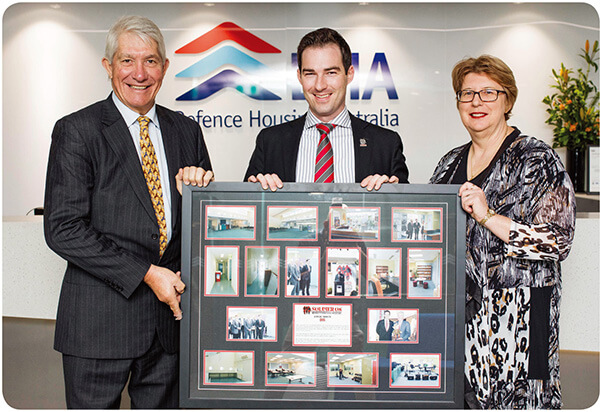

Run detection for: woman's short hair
[[297, 27, 352, 74], [451, 55, 518, 120], [105, 16, 166, 64]]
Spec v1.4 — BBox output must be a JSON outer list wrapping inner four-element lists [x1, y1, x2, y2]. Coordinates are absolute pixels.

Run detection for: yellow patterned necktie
[[137, 116, 168, 255]]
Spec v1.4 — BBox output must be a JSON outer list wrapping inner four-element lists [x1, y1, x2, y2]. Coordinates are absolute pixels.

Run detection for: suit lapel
[[100, 97, 157, 224], [350, 114, 371, 182]]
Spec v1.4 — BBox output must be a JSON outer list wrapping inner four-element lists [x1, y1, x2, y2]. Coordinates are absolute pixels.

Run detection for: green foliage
[[542, 40, 600, 151]]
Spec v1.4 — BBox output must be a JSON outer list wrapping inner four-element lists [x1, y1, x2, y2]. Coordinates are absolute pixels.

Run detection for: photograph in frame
[[392, 207, 443, 242], [226, 306, 277, 342], [202, 350, 255, 386], [390, 353, 441, 389], [329, 206, 380, 241], [327, 353, 379, 388], [204, 246, 239, 297], [407, 248, 443, 299], [265, 352, 317, 387], [366, 248, 402, 299], [267, 206, 318, 241], [244, 246, 280, 297], [367, 308, 419, 343], [285, 247, 320, 298], [205, 205, 256, 240], [326, 247, 361, 298]]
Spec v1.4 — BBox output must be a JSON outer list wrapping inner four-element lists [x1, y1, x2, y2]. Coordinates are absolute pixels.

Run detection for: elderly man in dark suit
[[245, 27, 409, 190], [44, 15, 212, 409]]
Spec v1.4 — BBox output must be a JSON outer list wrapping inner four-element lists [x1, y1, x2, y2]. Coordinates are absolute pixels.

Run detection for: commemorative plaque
[[180, 183, 465, 408]]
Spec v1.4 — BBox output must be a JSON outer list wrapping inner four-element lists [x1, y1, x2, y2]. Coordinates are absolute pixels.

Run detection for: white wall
[[2, 2, 600, 216]]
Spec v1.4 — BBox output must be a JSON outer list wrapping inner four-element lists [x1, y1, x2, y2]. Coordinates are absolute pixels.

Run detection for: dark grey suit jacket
[[244, 113, 409, 183], [44, 95, 212, 359]]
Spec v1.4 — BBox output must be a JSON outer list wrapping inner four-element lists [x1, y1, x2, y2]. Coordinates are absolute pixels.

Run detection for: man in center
[[244, 28, 409, 190]]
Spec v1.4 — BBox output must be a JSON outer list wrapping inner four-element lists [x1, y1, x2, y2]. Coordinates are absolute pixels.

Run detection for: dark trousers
[[62, 334, 178, 409]]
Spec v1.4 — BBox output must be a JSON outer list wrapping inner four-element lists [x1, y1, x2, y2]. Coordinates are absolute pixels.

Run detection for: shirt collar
[[111, 92, 158, 128], [304, 108, 351, 130]]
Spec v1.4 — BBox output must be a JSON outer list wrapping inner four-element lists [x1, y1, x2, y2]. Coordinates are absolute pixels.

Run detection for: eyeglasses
[[456, 89, 506, 102]]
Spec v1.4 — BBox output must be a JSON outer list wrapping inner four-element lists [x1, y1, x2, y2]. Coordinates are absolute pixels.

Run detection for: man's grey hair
[[105, 15, 166, 63]]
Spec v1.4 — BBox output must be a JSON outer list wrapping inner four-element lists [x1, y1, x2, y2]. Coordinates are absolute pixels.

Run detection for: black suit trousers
[[62, 333, 178, 409]]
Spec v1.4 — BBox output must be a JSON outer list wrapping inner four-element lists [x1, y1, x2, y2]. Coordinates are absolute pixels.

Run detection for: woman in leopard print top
[[430, 55, 576, 409]]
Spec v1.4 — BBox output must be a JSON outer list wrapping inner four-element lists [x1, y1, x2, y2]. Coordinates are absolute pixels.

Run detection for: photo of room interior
[[328, 353, 378, 387], [326, 248, 360, 297], [392, 208, 442, 241], [367, 248, 401, 298], [268, 207, 317, 240], [204, 351, 254, 385], [245, 247, 279, 296], [226, 307, 276, 341], [368, 309, 418, 343], [266, 352, 316, 386], [408, 249, 442, 299], [330, 207, 379, 240], [206, 206, 255, 239], [285, 247, 320, 297], [390, 354, 440, 388], [205, 246, 239, 296]]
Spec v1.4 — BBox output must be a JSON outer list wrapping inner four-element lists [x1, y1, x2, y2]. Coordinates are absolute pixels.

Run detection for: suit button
[[151, 234, 158, 240]]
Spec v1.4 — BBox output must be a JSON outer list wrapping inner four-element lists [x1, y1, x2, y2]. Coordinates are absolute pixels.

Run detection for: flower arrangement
[[542, 40, 600, 152]]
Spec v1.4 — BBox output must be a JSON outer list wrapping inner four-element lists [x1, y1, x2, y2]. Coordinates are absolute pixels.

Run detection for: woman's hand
[[458, 182, 489, 221], [458, 181, 511, 243]]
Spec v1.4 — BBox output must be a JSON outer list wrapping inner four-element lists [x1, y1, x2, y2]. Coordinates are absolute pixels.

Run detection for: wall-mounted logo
[[176, 22, 282, 101]]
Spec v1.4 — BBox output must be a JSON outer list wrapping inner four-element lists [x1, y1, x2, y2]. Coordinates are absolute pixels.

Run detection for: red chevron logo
[[175, 22, 281, 54]]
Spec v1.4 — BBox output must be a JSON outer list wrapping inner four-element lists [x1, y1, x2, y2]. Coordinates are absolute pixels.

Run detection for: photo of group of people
[[226, 307, 276, 342], [368, 309, 419, 343], [392, 208, 442, 242]]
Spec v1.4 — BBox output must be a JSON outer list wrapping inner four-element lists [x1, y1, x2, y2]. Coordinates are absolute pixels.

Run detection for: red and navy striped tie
[[314, 123, 336, 183]]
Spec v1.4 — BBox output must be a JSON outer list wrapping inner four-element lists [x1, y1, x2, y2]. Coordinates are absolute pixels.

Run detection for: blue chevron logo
[[176, 23, 281, 101]]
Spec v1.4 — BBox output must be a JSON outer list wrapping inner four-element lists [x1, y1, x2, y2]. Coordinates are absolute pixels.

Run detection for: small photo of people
[[327, 353, 379, 388], [368, 309, 418, 343], [267, 207, 318, 240], [204, 246, 239, 296], [203, 350, 254, 386], [326, 248, 360, 297], [245, 246, 279, 297], [285, 247, 320, 297], [408, 249, 442, 299], [390, 353, 441, 388], [205, 205, 256, 240], [265, 352, 316, 386], [330, 207, 380, 241], [226, 307, 277, 342], [367, 248, 401, 298], [392, 207, 442, 242]]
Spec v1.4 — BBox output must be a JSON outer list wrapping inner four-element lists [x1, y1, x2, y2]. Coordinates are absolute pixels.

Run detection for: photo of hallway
[[268, 207, 317, 240], [408, 249, 442, 299], [206, 206, 255, 239], [245, 247, 279, 296], [204, 351, 254, 385], [204, 246, 239, 296], [328, 353, 378, 387], [266, 352, 316, 386]]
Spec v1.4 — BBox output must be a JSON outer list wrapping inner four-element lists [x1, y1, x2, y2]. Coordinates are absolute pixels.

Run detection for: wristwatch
[[478, 208, 496, 226]]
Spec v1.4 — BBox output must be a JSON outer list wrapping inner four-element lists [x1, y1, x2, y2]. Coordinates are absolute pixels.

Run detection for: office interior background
[[2, 1, 600, 409]]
